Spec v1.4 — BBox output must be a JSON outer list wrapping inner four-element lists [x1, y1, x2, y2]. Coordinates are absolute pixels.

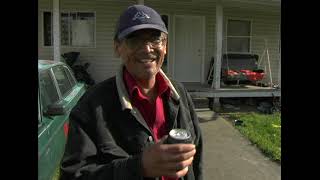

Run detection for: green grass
[[52, 165, 61, 180], [229, 112, 281, 163]]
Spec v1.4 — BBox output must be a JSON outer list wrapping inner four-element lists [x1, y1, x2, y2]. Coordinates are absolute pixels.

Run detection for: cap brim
[[117, 24, 168, 40]]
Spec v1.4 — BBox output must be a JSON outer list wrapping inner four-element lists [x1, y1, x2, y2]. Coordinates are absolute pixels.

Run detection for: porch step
[[191, 97, 210, 109]]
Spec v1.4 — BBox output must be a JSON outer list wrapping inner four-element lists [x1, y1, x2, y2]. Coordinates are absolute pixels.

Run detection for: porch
[[183, 82, 280, 98]]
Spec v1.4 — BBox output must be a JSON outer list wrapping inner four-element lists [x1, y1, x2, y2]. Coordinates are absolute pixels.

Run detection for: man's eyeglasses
[[124, 33, 167, 50]]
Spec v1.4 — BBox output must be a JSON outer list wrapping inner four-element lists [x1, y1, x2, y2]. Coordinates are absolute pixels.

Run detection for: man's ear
[[114, 41, 120, 58], [163, 42, 167, 55]]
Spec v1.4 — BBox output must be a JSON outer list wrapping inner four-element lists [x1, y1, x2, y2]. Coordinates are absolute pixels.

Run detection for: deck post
[[212, 0, 223, 108], [53, 0, 61, 62], [212, 98, 221, 111]]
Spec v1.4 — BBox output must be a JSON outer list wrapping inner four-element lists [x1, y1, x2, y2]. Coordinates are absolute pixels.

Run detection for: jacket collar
[[116, 64, 180, 111]]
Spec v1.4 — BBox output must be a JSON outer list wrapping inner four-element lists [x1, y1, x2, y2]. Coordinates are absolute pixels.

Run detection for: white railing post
[[53, 0, 61, 62], [211, 0, 223, 110], [212, 1, 223, 90]]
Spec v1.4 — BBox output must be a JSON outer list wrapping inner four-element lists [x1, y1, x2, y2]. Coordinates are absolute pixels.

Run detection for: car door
[[49, 65, 86, 168], [38, 64, 86, 180], [38, 68, 62, 180]]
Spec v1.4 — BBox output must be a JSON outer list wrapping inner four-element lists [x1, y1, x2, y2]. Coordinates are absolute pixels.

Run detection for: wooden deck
[[182, 82, 281, 98]]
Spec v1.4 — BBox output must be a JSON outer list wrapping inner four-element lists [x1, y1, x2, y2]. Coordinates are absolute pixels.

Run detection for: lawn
[[228, 112, 281, 163], [52, 165, 61, 180]]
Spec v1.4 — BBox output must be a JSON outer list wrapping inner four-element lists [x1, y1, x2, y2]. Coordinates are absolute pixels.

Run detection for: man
[[60, 4, 203, 180]]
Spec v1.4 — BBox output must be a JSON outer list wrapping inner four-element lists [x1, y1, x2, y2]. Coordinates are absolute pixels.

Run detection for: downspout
[[53, 0, 61, 62]]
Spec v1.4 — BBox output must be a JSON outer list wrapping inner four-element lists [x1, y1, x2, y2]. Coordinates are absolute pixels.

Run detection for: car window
[[64, 66, 76, 87], [39, 70, 60, 110], [52, 66, 73, 97]]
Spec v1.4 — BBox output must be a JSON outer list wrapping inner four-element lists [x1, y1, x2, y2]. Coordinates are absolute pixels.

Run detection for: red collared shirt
[[124, 69, 178, 180], [124, 68, 171, 141]]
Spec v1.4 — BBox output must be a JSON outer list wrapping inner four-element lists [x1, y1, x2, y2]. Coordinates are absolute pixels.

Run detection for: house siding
[[38, 0, 280, 85], [38, 0, 136, 83], [144, 1, 216, 82], [38, 0, 217, 83]]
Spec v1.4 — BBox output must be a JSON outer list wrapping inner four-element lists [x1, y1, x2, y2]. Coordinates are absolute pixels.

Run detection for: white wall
[[38, 0, 136, 83]]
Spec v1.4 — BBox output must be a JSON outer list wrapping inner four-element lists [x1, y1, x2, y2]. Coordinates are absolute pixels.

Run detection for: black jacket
[[60, 67, 203, 180]]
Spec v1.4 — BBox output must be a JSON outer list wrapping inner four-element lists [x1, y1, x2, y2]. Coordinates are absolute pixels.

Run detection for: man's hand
[[142, 136, 196, 178]]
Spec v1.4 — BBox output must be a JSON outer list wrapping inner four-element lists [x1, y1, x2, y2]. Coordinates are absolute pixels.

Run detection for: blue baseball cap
[[115, 5, 168, 41]]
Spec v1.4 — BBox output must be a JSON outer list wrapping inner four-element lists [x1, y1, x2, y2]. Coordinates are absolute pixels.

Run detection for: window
[[226, 19, 251, 53], [52, 66, 73, 97], [64, 66, 76, 87], [43, 11, 95, 47], [39, 71, 60, 110], [43, 12, 53, 46]]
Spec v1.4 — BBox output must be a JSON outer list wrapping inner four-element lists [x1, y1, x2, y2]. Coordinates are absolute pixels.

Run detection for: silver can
[[165, 128, 193, 144]]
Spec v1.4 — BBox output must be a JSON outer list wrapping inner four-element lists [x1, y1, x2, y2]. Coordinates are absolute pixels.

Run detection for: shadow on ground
[[195, 108, 220, 123]]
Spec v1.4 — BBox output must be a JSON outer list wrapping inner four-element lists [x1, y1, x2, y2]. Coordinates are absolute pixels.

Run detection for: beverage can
[[165, 128, 193, 144]]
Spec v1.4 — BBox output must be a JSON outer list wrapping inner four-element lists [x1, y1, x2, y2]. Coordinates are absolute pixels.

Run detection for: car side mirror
[[44, 102, 68, 116]]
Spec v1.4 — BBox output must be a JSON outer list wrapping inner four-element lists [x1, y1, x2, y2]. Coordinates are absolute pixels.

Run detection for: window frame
[[225, 18, 253, 54], [39, 64, 78, 113], [64, 65, 77, 87], [39, 68, 61, 112], [51, 65, 75, 98], [41, 10, 96, 48]]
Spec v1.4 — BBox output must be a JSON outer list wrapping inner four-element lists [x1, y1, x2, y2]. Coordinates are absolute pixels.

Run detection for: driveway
[[196, 109, 281, 180]]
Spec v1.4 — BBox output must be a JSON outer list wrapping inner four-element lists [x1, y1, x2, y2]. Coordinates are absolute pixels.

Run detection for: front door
[[174, 15, 204, 82]]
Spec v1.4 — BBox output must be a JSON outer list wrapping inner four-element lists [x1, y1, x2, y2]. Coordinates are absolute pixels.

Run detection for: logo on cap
[[132, 11, 150, 21]]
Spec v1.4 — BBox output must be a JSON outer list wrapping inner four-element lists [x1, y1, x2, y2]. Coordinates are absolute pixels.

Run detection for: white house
[[38, 0, 281, 103]]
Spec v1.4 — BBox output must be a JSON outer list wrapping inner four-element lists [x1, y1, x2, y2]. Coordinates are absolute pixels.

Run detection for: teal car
[[38, 60, 86, 180]]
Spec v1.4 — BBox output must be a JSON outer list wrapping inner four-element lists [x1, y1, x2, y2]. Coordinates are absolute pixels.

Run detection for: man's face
[[115, 29, 167, 81]]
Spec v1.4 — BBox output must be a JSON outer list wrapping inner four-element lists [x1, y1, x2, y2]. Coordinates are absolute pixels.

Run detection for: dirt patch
[[211, 97, 280, 111], [212, 97, 281, 124]]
